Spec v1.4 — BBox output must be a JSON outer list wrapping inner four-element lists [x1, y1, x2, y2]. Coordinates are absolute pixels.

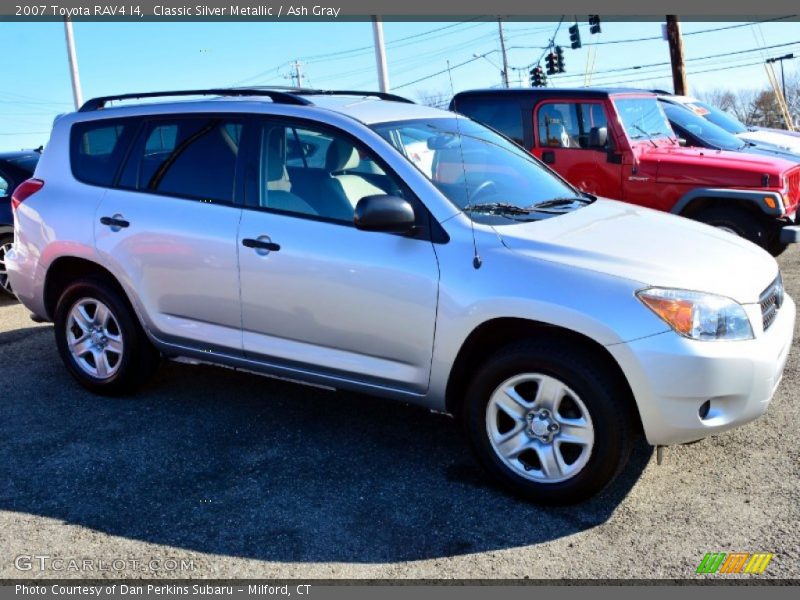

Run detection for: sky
[[0, 18, 798, 150]]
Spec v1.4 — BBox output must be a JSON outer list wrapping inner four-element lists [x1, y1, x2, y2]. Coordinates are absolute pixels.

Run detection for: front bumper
[[608, 294, 795, 445], [780, 225, 800, 244]]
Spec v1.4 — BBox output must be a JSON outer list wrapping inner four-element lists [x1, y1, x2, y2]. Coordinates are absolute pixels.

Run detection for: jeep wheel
[[694, 207, 769, 251], [0, 232, 15, 298], [463, 339, 635, 505], [54, 278, 160, 395]]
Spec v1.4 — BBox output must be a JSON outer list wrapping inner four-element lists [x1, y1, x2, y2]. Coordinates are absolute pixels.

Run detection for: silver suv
[[7, 89, 795, 504]]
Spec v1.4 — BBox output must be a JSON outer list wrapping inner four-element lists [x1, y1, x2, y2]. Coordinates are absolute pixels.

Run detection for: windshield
[[661, 103, 745, 150], [372, 117, 589, 224], [613, 97, 674, 141], [684, 100, 748, 134]]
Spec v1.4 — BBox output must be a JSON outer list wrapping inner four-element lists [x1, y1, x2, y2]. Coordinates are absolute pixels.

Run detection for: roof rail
[[78, 88, 312, 112], [242, 86, 415, 104]]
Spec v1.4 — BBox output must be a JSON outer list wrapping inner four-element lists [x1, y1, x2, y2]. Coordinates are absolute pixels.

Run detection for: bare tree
[[415, 89, 451, 109]]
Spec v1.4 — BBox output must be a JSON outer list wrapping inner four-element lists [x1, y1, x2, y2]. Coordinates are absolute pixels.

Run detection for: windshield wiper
[[631, 124, 658, 148], [530, 197, 593, 210], [464, 202, 534, 216]]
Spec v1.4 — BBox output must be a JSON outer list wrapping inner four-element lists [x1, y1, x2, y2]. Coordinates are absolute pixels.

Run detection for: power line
[[553, 39, 800, 80]]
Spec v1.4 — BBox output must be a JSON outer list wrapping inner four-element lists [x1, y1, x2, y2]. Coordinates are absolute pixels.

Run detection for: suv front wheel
[[694, 206, 769, 252], [463, 339, 635, 505], [54, 278, 160, 395]]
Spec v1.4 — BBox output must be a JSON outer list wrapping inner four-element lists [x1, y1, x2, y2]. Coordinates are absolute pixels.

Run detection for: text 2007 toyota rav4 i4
[[7, 89, 795, 504], [451, 88, 800, 256]]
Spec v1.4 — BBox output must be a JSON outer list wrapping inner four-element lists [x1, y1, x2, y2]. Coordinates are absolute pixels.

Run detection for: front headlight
[[637, 288, 754, 341]]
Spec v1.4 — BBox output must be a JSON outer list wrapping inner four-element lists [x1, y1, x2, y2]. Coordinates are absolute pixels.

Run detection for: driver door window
[[538, 102, 609, 149]]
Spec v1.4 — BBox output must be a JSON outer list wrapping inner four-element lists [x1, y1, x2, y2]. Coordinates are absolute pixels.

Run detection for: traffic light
[[529, 66, 547, 87], [589, 15, 602, 35], [555, 46, 565, 73], [568, 23, 582, 49], [545, 52, 557, 75]]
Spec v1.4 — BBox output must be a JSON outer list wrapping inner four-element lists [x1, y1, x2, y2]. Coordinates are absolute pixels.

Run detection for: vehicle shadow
[[0, 323, 651, 563]]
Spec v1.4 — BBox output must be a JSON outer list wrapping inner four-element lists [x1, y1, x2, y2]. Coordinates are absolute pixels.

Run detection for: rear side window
[[119, 118, 243, 203], [454, 96, 524, 146], [71, 120, 137, 186]]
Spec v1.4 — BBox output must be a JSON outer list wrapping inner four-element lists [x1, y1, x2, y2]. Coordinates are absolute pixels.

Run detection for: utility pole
[[290, 60, 305, 88], [498, 18, 510, 88], [665, 16, 687, 96], [372, 16, 390, 92], [63, 17, 83, 110]]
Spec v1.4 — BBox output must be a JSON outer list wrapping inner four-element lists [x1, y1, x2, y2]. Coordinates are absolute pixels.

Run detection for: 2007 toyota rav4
[[7, 89, 795, 504]]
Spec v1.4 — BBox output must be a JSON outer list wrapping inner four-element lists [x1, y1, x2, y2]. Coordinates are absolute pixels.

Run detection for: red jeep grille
[[787, 168, 800, 212]]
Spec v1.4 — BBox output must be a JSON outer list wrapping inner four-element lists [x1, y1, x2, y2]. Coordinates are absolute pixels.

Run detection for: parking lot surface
[[1, 249, 799, 580]]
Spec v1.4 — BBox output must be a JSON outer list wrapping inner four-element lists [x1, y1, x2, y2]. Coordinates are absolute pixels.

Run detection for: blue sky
[[1, 18, 798, 149]]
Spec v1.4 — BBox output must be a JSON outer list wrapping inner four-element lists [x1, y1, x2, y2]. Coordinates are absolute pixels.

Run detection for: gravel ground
[[1, 248, 798, 580]]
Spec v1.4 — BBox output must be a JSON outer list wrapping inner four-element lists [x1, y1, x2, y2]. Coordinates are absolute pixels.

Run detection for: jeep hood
[[640, 145, 795, 186], [737, 129, 800, 155], [496, 199, 778, 304]]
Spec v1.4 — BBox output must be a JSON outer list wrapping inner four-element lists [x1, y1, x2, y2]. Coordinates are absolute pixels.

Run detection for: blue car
[[0, 149, 40, 297], [660, 101, 800, 164]]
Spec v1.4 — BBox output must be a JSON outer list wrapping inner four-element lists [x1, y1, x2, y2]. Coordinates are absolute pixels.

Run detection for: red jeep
[[450, 89, 800, 255]]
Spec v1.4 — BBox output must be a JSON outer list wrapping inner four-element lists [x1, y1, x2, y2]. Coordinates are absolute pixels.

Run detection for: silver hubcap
[[66, 298, 124, 380], [0, 241, 12, 294], [485, 373, 594, 483]]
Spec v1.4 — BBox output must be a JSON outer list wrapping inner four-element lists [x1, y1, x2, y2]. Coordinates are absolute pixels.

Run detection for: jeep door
[[93, 115, 245, 353], [531, 100, 623, 199], [236, 118, 440, 393]]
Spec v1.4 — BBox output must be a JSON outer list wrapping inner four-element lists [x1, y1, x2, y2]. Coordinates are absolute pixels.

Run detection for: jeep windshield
[[613, 97, 675, 142], [372, 117, 590, 224]]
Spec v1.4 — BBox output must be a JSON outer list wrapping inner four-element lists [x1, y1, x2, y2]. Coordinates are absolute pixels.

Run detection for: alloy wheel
[[66, 298, 124, 380], [0, 240, 13, 294], [485, 372, 595, 483]]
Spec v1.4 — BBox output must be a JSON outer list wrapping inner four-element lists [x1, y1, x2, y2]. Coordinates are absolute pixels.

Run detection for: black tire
[[53, 278, 159, 395], [462, 339, 635, 505], [0, 231, 15, 299], [694, 206, 769, 251]]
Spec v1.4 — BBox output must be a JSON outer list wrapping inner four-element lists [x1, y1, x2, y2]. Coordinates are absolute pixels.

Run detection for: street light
[[766, 53, 796, 104]]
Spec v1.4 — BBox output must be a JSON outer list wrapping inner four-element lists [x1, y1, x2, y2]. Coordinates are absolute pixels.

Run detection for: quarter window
[[0, 172, 8, 198], [71, 120, 136, 186]]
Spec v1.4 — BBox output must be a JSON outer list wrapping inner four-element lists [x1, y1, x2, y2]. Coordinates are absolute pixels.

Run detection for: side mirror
[[589, 127, 608, 149], [354, 195, 417, 234], [677, 137, 688, 147]]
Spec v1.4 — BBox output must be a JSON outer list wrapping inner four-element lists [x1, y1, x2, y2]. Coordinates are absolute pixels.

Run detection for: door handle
[[542, 150, 556, 164], [100, 215, 130, 229], [242, 237, 281, 252]]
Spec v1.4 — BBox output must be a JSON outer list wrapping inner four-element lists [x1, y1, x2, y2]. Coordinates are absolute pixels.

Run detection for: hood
[[738, 129, 800, 155], [743, 144, 800, 164], [496, 199, 778, 304], [637, 144, 795, 187]]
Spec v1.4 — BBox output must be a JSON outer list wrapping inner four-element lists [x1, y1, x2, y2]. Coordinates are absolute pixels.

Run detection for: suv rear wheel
[[694, 206, 769, 251], [463, 339, 635, 505], [0, 232, 14, 297], [54, 278, 159, 395]]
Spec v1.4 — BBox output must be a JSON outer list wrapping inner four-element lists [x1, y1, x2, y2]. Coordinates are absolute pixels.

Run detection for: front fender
[[672, 188, 785, 217]]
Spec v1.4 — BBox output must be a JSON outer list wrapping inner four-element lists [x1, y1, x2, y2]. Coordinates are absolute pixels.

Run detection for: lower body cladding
[[608, 295, 795, 446]]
